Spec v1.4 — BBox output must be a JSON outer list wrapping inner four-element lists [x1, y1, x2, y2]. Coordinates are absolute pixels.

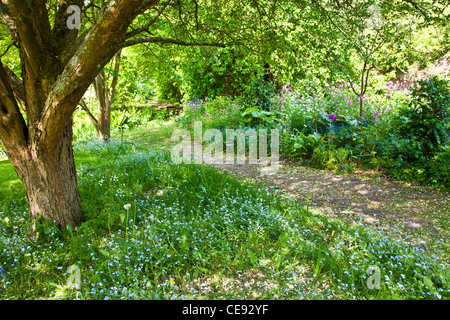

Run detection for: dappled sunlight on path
[[212, 161, 450, 245]]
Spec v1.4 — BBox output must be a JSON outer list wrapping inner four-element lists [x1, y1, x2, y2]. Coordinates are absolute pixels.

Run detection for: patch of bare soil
[[211, 160, 450, 244]]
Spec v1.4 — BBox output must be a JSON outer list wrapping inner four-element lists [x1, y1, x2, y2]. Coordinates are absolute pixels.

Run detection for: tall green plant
[[392, 76, 450, 159]]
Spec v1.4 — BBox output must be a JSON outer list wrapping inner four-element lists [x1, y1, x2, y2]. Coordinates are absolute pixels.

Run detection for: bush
[[390, 76, 450, 159], [241, 75, 276, 111], [280, 130, 323, 162], [179, 47, 261, 101], [380, 76, 450, 189], [176, 96, 243, 133], [428, 146, 450, 190]]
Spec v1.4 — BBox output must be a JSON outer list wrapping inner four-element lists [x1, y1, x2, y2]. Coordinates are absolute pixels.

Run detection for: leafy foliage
[[391, 77, 450, 158]]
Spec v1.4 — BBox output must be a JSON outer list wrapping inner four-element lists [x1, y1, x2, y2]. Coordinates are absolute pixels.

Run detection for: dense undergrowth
[[177, 76, 450, 191]]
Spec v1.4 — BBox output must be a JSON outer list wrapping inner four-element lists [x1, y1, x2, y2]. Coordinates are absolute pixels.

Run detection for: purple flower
[[328, 115, 337, 121]]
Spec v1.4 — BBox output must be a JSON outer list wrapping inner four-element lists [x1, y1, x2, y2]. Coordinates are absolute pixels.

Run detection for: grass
[[120, 120, 177, 151], [0, 120, 449, 300]]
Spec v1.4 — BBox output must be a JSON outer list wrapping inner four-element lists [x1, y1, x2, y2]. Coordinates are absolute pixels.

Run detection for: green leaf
[[90, 274, 101, 282], [280, 233, 288, 247], [99, 249, 110, 257], [44, 226, 52, 235], [423, 277, 435, 291], [118, 239, 127, 250]]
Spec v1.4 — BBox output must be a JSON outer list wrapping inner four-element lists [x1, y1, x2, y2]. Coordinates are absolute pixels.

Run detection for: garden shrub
[[241, 75, 276, 111], [428, 146, 450, 190], [380, 77, 450, 188], [390, 76, 450, 159], [176, 96, 243, 133]]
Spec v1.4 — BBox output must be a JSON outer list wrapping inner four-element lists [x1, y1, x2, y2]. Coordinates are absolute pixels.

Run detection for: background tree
[[264, 0, 450, 102], [79, 49, 122, 142]]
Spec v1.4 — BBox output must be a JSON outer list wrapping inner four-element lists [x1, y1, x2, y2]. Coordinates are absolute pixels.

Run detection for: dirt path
[[212, 160, 450, 248], [139, 122, 449, 251]]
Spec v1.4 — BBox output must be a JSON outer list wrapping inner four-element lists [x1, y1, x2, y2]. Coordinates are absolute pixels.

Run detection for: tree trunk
[[9, 121, 82, 230], [88, 49, 121, 142], [94, 71, 111, 141]]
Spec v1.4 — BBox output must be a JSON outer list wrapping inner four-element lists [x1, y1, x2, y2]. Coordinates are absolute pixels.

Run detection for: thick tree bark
[[1, 65, 81, 229]]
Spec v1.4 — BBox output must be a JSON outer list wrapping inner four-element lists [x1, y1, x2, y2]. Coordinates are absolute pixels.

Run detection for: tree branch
[[2, 63, 26, 111], [40, 0, 156, 152], [107, 49, 122, 106], [0, 61, 28, 151], [402, 0, 431, 23], [78, 98, 98, 128], [126, 1, 171, 39], [134, 0, 163, 16], [122, 36, 227, 48], [9, 0, 60, 104], [52, 0, 84, 55], [9, 0, 55, 55]]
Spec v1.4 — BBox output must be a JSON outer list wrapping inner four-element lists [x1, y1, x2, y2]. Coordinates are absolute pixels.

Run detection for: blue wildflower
[[0, 266, 5, 281]]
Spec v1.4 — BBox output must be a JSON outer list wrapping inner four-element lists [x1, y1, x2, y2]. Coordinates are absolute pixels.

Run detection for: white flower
[[124, 204, 131, 210]]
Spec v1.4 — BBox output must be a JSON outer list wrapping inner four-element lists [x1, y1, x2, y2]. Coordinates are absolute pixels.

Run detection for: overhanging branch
[[122, 36, 227, 48], [126, 1, 172, 39], [78, 98, 98, 128]]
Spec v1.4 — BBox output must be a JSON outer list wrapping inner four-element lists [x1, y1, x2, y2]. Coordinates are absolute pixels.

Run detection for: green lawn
[[0, 121, 449, 300]]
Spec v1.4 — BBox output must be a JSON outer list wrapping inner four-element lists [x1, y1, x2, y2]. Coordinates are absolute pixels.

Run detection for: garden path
[[212, 160, 449, 246], [138, 121, 449, 250]]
